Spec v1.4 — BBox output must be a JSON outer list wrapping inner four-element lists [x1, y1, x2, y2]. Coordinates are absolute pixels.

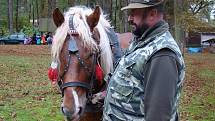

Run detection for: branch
[[190, 0, 212, 15]]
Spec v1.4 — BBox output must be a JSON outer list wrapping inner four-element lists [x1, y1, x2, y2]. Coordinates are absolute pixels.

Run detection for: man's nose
[[128, 15, 133, 23]]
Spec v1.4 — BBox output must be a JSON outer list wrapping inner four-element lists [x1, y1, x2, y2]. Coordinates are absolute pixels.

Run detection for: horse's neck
[[80, 112, 102, 121]]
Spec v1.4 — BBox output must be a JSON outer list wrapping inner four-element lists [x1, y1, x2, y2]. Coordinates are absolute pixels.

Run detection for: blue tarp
[[188, 47, 202, 53]]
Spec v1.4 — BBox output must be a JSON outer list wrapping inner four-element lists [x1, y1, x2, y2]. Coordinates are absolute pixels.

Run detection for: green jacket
[[103, 21, 185, 121]]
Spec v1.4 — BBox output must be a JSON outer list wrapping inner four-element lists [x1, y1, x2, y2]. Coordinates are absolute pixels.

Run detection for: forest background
[[0, 0, 215, 45]]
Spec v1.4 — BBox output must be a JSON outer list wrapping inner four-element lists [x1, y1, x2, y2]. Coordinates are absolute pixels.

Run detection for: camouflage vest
[[103, 31, 185, 121]]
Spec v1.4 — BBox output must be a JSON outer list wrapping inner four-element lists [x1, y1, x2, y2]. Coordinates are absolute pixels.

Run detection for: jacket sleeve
[[143, 49, 179, 121]]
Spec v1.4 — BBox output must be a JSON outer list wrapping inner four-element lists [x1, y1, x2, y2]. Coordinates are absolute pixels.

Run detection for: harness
[[57, 15, 104, 100]]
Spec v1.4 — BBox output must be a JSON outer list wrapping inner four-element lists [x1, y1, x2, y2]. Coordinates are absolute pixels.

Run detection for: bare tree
[[8, 0, 13, 34], [188, 0, 214, 15]]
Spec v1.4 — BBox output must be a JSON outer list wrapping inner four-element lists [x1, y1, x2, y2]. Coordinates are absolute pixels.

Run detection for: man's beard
[[131, 22, 149, 38]]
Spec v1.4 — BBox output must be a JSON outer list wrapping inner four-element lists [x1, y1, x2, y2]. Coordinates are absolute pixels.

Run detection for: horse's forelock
[[51, 6, 113, 74], [52, 21, 69, 64]]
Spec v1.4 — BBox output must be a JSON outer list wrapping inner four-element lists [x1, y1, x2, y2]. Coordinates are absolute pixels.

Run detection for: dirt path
[[0, 45, 50, 56]]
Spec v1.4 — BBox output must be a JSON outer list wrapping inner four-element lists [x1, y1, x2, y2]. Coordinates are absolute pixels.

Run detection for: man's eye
[[127, 10, 133, 16]]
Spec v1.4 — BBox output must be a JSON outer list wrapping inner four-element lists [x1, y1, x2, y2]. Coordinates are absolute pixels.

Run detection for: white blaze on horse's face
[[72, 89, 80, 114], [61, 88, 87, 121]]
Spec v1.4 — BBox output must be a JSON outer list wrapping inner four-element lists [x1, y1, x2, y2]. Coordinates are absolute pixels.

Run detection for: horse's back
[[117, 32, 132, 49]]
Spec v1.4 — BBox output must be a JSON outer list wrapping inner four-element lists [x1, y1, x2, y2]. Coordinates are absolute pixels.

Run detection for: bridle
[[57, 41, 100, 99], [57, 15, 104, 101]]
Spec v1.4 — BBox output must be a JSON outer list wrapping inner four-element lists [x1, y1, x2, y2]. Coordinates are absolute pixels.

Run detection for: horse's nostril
[[61, 106, 74, 118], [78, 107, 82, 115]]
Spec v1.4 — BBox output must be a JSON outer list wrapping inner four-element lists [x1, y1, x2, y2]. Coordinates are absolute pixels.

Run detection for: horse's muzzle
[[61, 105, 82, 121]]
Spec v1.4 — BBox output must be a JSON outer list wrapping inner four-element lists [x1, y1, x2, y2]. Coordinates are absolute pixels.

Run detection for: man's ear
[[86, 5, 101, 32], [150, 9, 158, 17], [53, 8, 65, 27]]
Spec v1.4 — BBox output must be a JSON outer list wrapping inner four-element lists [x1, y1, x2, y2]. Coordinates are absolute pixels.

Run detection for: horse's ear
[[87, 5, 101, 32], [53, 8, 65, 27]]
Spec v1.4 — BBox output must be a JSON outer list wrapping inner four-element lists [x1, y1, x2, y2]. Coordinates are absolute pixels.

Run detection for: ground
[[0, 45, 50, 56], [0, 45, 215, 121]]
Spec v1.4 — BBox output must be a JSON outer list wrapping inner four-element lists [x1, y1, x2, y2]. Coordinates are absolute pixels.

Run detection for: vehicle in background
[[0, 33, 28, 45]]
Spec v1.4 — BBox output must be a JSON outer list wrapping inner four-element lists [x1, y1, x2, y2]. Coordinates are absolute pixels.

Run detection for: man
[[103, 0, 185, 121]]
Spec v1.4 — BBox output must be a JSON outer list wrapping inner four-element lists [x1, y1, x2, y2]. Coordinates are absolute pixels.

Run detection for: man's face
[[128, 8, 150, 37]]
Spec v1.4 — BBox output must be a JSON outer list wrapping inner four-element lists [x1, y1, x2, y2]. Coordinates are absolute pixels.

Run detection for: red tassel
[[48, 67, 58, 85], [95, 64, 104, 86]]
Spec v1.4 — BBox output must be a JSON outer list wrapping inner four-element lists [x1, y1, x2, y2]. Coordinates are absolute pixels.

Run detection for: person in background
[[41, 32, 46, 45], [103, 0, 185, 121], [36, 33, 41, 45], [32, 33, 36, 44], [47, 34, 53, 47], [45, 32, 50, 41]]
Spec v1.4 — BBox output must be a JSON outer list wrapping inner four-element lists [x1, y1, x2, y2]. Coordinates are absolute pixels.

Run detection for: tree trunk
[[164, 0, 174, 35], [176, 0, 185, 54], [48, 0, 56, 18], [47, 0, 56, 31], [88, 0, 95, 8], [23, 0, 28, 13], [29, 1, 31, 24], [121, 0, 128, 32], [40, 0, 48, 18], [102, 0, 112, 18], [97, 0, 103, 8], [16, 0, 19, 32], [68, 0, 75, 7], [77, 0, 81, 5], [32, 1, 35, 26], [114, 0, 117, 29], [36, 0, 39, 26], [110, 0, 112, 20], [8, 0, 13, 34], [87, 0, 89, 7]]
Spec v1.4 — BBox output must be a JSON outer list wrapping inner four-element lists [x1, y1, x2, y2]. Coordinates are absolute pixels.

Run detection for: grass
[[0, 55, 64, 121], [0, 48, 215, 121], [180, 53, 215, 121]]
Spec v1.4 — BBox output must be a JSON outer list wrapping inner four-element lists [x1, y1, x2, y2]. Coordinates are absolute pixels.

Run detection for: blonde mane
[[51, 6, 113, 75]]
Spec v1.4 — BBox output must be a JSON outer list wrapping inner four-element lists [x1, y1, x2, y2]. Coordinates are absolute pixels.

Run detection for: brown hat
[[121, 0, 164, 11]]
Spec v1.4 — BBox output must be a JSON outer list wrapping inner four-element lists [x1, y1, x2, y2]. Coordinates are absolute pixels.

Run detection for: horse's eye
[[89, 53, 94, 58], [85, 53, 94, 60], [66, 35, 70, 39]]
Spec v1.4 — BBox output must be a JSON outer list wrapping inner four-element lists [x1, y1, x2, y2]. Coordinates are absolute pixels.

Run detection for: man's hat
[[121, 0, 164, 11]]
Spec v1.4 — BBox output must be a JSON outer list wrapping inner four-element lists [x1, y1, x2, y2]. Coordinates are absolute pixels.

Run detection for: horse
[[117, 32, 132, 49], [48, 5, 118, 121]]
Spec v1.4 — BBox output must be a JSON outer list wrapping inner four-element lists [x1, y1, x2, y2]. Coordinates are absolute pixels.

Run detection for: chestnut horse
[[49, 6, 120, 121]]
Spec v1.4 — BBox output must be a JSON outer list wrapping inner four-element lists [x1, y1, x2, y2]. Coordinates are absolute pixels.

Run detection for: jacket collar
[[135, 20, 169, 41], [127, 20, 169, 55]]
